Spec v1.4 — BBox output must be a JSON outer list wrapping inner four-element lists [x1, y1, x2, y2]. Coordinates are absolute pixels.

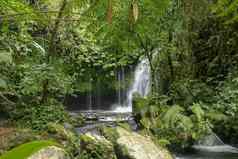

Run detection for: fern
[[179, 115, 193, 131], [162, 105, 184, 128], [191, 103, 204, 121]]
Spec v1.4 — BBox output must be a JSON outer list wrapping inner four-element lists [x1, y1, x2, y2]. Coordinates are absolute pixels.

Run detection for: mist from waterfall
[[112, 58, 150, 112]]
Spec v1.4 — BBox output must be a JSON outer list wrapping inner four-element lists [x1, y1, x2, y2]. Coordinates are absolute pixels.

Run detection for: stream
[[72, 58, 238, 159], [176, 150, 238, 159], [176, 153, 238, 159], [176, 133, 238, 159]]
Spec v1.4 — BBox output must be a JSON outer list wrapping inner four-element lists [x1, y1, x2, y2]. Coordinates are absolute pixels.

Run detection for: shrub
[[14, 103, 67, 130]]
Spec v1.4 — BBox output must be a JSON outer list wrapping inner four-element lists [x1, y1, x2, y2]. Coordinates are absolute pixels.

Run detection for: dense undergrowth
[[0, 0, 238, 158]]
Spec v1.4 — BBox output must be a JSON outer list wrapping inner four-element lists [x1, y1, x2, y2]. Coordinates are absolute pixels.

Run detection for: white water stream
[[112, 58, 150, 112], [176, 133, 238, 159]]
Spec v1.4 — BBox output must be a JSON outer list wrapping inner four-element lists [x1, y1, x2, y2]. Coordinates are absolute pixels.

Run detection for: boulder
[[28, 146, 69, 159], [116, 127, 173, 159], [79, 133, 117, 159]]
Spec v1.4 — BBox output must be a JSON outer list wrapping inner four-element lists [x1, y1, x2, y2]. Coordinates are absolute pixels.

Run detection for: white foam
[[111, 104, 132, 113], [193, 145, 238, 153], [111, 58, 150, 112]]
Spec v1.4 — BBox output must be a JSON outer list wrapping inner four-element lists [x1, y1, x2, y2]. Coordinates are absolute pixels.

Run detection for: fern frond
[[162, 105, 184, 128], [191, 103, 204, 121]]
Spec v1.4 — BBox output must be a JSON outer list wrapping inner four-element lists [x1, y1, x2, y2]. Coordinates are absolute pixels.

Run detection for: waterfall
[[112, 58, 150, 112], [117, 67, 126, 106], [126, 58, 150, 107]]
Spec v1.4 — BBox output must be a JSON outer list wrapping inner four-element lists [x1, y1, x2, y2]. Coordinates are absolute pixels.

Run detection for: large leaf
[[0, 78, 7, 89], [191, 103, 204, 121], [162, 105, 184, 128], [0, 51, 12, 63]]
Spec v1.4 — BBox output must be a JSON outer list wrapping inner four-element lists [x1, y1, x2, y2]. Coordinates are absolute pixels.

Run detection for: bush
[[13, 103, 67, 130], [209, 72, 238, 143], [133, 95, 211, 149]]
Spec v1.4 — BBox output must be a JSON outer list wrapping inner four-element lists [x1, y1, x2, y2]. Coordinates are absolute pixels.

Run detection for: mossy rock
[[100, 126, 119, 143], [0, 140, 66, 159], [46, 123, 80, 157], [116, 127, 173, 159], [47, 123, 75, 141], [79, 133, 117, 159], [0, 128, 41, 155], [100, 126, 135, 159]]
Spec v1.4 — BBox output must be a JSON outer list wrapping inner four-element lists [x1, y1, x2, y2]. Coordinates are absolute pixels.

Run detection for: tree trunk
[[41, 0, 67, 104]]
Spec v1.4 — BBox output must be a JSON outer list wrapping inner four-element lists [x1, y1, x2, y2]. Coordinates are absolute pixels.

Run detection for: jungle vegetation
[[0, 0, 238, 157]]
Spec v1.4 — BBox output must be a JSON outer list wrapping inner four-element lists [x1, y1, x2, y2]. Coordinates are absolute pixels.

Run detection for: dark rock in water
[[63, 122, 73, 130]]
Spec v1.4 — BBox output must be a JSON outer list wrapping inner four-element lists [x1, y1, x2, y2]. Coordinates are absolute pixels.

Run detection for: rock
[[79, 133, 117, 159], [28, 146, 69, 159], [0, 128, 40, 155], [116, 127, 173, 159], [47, 123, 74, 141], [63, 122, 73, 130]]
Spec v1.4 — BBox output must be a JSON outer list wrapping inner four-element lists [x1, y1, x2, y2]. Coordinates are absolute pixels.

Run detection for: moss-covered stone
[[116, 127, 173, 159], [0, 128, 41, 155], [100, 126, 135, 159], [79, 133, 117, 159], [100, 126, 119, 143], [46, 123, 80, 158], [0, 140, 60, 159], [28, 146, 69, 159]]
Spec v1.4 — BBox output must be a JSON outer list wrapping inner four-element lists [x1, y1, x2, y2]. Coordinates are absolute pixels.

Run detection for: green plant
[[79, 134, 117, 159], [209, 72, 238, 143], [133, 95, 210, 149], [14, 103, 67, 130]]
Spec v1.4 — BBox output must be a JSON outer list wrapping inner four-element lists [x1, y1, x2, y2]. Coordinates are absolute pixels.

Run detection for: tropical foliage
[[0, 0, 238, 157]]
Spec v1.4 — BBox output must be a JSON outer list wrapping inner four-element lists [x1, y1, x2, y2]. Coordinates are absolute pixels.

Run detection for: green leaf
[[0, 51, 12, 63], [191, 103, 204, 121], [0, 78, 7, 89]]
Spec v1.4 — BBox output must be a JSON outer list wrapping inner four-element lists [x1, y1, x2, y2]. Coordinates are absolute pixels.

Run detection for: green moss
[[79, 134, 117, 159], [0, 140, 58, 159], [100, 126, 134, 159], [117, 123, 131, 132], [100, 126, 119, 143]]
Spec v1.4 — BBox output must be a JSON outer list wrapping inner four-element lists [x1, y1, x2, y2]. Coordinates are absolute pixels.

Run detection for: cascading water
[[117, 67, 126, 106], [176, 133, 238, 159], [112, 58, 150, 112], [126, 58, 150, 107], [192, 132, 238, 153]]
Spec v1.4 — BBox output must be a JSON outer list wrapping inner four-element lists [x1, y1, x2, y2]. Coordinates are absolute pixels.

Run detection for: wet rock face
[[28, 146, 69, 159], [116, 127, 173, 159]]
